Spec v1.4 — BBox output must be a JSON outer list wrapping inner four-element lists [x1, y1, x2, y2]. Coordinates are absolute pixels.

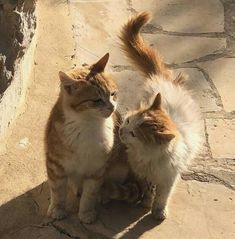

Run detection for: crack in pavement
[[111, 65, 134, 72], [51, 223, 81, 239], [79, 223, 111, 239], [196, 66, 224, 108], [168, 49, 228, 68], [182, 171, 235, 191], [203, 118, 213, 158], [204, 111, 235, 119], [142, 23, 227, 38]]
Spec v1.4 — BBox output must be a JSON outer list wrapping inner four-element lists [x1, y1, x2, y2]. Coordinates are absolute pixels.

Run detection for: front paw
[[151, 207, 167, 221], [47, 204, 67, 219], [78, 210, 97, 224]]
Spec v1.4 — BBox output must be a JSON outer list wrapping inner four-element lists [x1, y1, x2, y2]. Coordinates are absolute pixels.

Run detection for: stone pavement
[[0, 0, 234, 238]]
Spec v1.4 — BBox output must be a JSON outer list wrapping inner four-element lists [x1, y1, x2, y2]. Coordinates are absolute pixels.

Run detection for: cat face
[[60, 53, 118, 118], [119, 93, 177, 147]]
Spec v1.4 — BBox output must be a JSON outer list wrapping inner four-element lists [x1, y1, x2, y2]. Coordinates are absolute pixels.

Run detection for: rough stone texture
[[0, 0, 37, 144], [199, 58, 235, 112], [0, 0, 235, 238], [143, 34, 226, 64], [131, 0, 224, 33], [174, 68, 221, 112], [0, 180, 234, 239], [206, 118, 235, 159], [71, 0, 130, 66]]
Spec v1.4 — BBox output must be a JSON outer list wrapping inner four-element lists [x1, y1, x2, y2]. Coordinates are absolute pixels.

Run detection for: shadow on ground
[[0, 182, 159, 239]]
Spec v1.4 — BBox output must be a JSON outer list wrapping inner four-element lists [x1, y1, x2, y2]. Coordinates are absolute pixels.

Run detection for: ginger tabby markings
[[119, 12, 202, 221], [45, 53, 129, 224]]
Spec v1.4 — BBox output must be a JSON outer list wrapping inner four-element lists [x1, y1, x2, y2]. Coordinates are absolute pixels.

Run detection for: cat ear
[[59, 71, 85, 95], [91, 53, 109, 73], [59, 71, 74, 84], [150, 93, 161, 110], [155, 131, 175, 143]]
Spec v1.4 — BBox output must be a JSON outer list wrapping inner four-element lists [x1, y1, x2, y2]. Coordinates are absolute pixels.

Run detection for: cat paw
[[47, 204, 67, 219], [78, 210, 97, 224], [151, 207, 167, 221]]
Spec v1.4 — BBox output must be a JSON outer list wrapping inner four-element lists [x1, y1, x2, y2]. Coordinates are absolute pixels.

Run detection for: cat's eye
[[111, 91, 117, 96], [93, 99, 103, 104], [130, 131, 136, 137]]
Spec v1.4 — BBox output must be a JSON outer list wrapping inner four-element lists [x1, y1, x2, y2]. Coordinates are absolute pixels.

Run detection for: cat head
[[119, 93, 178, 148], [59, 53, 117, 118]]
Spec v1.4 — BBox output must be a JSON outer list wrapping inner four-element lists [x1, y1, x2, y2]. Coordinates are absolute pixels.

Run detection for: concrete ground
[[0, 0, 234, 238]]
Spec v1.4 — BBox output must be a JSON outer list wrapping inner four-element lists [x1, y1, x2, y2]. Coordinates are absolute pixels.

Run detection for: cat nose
[[107, 103, 114, 112]]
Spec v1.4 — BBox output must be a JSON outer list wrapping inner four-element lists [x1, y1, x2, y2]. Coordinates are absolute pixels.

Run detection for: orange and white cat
[[119, 12, 202, 220], [45, 53, 128, 223]]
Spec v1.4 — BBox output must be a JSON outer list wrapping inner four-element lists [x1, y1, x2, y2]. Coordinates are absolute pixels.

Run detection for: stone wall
[[0, 0, 36, 142]]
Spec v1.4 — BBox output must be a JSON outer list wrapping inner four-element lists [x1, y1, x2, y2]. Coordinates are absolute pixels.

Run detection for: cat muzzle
[[102, 108, 114, 118]]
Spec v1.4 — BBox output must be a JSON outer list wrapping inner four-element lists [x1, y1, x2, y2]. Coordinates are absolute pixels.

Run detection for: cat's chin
[[101, 111, 113, 118]]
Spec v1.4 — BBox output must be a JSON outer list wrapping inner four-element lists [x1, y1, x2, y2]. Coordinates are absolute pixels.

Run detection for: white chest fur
[[127, 144, 178, 184], [63, 113, 114, 177]]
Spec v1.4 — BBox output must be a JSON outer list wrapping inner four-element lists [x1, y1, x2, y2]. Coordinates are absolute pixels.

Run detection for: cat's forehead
[[70, 67, 116, 94], [70, 67, 90, 79], [128, 109, 169, 127], [127, 112, 145, 126], [89, 75, 116, 94]]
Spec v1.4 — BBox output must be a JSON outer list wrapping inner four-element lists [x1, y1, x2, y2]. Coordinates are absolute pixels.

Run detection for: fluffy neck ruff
[[62, 104, 115, 150]]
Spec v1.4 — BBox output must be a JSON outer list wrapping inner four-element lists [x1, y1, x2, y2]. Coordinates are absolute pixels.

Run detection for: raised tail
[[120, 11, 170, 79]]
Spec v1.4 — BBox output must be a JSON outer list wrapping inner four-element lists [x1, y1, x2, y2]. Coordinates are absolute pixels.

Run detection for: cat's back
[[147, 77, 201, 132], [146, 76, 202, 161]]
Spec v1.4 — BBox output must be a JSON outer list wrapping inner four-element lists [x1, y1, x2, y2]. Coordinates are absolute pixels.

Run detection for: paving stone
[[199, 58, 235, 112], [0, 1, 234, 239], [143, 34, 226, 64], [206, 118, 235, 159], [132, 0, 224, 33], [174, 68, 221, 112], [70, 0, 130, 66], [112, 69, 146, 114], [1, 180, 234, 239], [2, 226, 68, 239]]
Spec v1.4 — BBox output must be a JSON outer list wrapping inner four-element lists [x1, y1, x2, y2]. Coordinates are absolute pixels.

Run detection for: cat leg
[[140, 179, 154, 208], [47, 177, 68, 219], [78, 178, 102, 224], [47, 159, 68, 219], [151, 173, 178, 221]]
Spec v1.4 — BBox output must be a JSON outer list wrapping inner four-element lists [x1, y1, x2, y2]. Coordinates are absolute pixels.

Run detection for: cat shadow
[[0, 181, 161, 239]]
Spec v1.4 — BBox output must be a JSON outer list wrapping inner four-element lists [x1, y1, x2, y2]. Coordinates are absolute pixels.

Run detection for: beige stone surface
[[0, 5, 37, 147], [0, 0, 234, 238], [0, 180, 234, 239], [143, 34, 226, 64], [70, 0, 130, 66], [132, 0, 224, 33], [206, 118, 235, 159], [199, 58, 235, 112], [174, 68, 221, 112], [0, 0, 75, 204]]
